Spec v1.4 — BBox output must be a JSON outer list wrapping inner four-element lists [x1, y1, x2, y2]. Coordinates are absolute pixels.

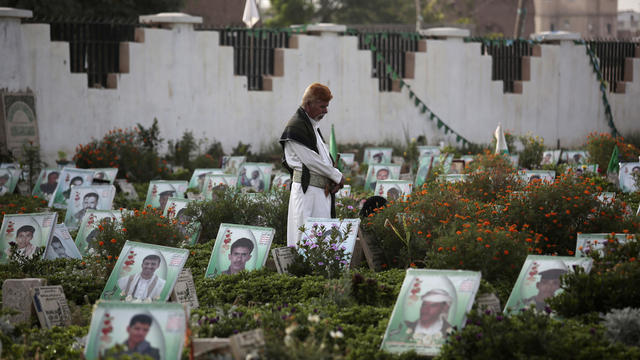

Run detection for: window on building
[[564, 20, 570, 29], [551, 23, 555, 31], [607, 23, 612, 34]]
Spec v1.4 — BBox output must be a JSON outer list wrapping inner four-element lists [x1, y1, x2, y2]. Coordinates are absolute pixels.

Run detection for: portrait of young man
[[39, 171, 59, 195], [222, 238, 254, 275], [73, 192, 100, 224], [48, 236, 71, 259], [6, 225, 37, 258], [118, 254, 166, 300], [105, 313, 160, 360], [520, 263, 568, 312]]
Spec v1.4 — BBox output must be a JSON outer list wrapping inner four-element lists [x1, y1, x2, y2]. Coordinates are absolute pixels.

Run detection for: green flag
[[607, 145, 619, 173], [330, 124, 341, 171]]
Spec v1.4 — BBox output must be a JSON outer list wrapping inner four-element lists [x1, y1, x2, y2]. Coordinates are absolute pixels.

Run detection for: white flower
[[307, 314, 320, 323], [329, 330, 343, 339], [124, 295, 133, 302]]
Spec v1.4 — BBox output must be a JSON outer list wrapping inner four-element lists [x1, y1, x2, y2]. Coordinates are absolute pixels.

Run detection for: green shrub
[[603, 307, 640, 347], [517, 133, 545, 170], [288, 222, 353, 279], [166, 131, 197, 169], [586, 132, 640, 173]]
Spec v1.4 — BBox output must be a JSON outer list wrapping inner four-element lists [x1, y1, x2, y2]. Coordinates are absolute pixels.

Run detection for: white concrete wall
[[1, 16, 639, 164]]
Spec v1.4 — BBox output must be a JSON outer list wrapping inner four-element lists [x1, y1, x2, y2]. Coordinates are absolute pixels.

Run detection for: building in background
[[618, 9, 640, 38], [182, 0, 248, 27], [534, 0, 618, 38], [472, 0, 535, 38]]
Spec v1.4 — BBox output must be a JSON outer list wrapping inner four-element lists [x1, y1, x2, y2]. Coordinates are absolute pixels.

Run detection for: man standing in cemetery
[[280, 83, 344, 247], [106, 314, 160, 360], [222, 237, 254, 275], [118, 254, 166, 300]]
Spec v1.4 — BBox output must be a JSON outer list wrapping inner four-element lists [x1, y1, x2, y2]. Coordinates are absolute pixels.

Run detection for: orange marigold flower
[[485, 244, 490, 248], [98, 241, 104, 246], [504, 250, 509, 255], [110, 238, 117, 243]]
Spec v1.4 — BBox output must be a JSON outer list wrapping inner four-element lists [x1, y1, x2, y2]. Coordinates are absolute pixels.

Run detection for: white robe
[[117, 273, 166, 300], [284, 117, 342, 247]]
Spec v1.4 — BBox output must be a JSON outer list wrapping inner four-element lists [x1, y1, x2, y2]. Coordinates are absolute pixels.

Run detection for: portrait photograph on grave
[[204, 224, 275, 278], [48, 168, 95, 208], [300, 218, 361, 267], [519, 170, 556, 184], [504, 255, 593, 314], [0, 168, 19, 195], [271, 172, 292, 191], [115, 179, 139, 200], [43, 223, 82, 260], [188, 168, 225, 191], [0, 212, 57, 263], [381, 269, 481, 356], [91, 168, 118, 184], [596, 192, 616, 204], [221, 156, 246, 175], [63, 185, 116, 229], [363, 147, 393, 165], [237, 163, 273, 193], [1, 92, 39, 158], [336, 184, 351, 199], [163, 197, 201, 246], [84, 301, 187, 360], [566, 164, 598, 177], [374, 180, 412, 201], [202, 174, 238, 200], [75, 209, 125, 256], [365, 164, 401, 191], [32, 168, 61, 199], [101, 241, 189, 301], [338, 153, 355, 170], [417, 145, 441, 158], [144, 181, 188, 213], [562, 150, 588, 164], [415, 156, 434, 188], [448, 160, 465, 174], [619, 162, 640, 193], [575, 233, 633, 257], [540, 150, 561, 166]]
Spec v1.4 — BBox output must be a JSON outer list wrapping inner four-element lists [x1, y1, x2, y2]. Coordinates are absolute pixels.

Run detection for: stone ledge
[[290, 23, 347, 34], [139, 12, 202, 25], [419, 27, 470, 39], [530, 31, 581, 43], [0, 7, 33, 18]]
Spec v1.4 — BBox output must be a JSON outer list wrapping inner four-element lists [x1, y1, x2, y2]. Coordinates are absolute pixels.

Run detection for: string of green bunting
[[574, 40, 619, 137], [363, 34, 471, 147]]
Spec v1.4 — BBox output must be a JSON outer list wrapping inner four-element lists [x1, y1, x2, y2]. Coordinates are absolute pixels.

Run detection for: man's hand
[[331, 175, 345, 194]]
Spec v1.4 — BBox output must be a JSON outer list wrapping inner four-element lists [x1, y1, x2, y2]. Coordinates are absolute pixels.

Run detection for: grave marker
[[170, 268, 199, 309], [31, 285, 71, 328], [2, 278, 46, 324]]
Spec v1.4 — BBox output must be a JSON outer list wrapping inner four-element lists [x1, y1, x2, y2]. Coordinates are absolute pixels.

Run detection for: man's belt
[[292, 170, 329, 189]]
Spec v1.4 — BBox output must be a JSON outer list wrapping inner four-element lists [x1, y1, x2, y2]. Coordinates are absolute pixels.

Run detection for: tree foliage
[[0, 0, 184, 19], [265, 0, 314, 28]]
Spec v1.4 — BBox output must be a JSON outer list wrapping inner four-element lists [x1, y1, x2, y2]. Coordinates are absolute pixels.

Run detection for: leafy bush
[[166, 131, 197, 169], [518, 133, 545, 170], [586, 133, 640, 173], [288, 222, 353, 279], [439, 310, 640, 359], [73, 120, 170, 182], [603, 307, 640, 347], [0, 194, 53, 215]]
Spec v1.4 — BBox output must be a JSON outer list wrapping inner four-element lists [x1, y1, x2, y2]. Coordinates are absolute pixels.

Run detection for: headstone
[[193, 338, 232, 359], [357, 229, 385, 271], [31, 285, 71, 328], [115, 179, 138, 200], [475, 293, 501, 314], [271, 247, 295, 274], [229, 329, 265, 360], [349, 238, 365, 269], [0, 92, 39, 158], [2, 278, 46, 324], [170, 268, 199, 309]]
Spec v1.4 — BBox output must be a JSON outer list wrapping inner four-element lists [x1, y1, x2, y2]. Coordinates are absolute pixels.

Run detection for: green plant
[[518, 133, 545, 169], [585, 132, 640, 173], [288, 222, 353, 279], [20, 141, 46, 191], [166, 130, 197, 169], [603, 307, 640, 347]]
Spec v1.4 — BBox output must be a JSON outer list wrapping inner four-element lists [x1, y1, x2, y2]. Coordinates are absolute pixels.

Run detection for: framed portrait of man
[[381, 269, 481, 356], [163, 197, 201, 246], [575, 233, 633, 257], [0, 168, 20, 196], [504, 255, 593, 314], [48, 168, 95, 209], [63, 185, 116, 230], [204, 224, 275, 278], [519, 170, 556, 184], [459, 155, 475, 167], [43, 223, 82, 260], [374, 180, 412, 201], [202, 174, 238, 201], [363, 147, 393, 165], [417, 146, 440, 158], [221, 156, 246, 175], [0, 212, 57, 263], [336, 185, 351, 199], [562, 150, 588, 165], [188, 168, 225, 191], [101, 241, 189, 301], [84, 301, 187, 360], [237, 163, 273, 193], [566, 164, 598, 177], [271, 172, 292, 191], [144, 181, 188, 213], [540, 150, 561, 166], [1, 92, 39, 158], [438, 174, 468, 184], [75, 209, 126, 256], [364, 164, 401, 191], [32, 168, 61, 200], [301, 218, 361, 267], [619, 162, 640, 193], [596, 191, 616, 204], [91, 168, 118, 184], [338, 153, 355, 170]]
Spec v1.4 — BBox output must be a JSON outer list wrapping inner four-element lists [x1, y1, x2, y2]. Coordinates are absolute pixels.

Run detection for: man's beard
[[314, 114, 324, 121]]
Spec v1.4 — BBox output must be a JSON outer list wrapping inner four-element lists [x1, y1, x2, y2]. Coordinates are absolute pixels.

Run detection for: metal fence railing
[[477, 40, 534, 93], [354, 32, 420, 92], [212, 28, 290, 91], [586, 40, 639, 92], [25, 17, 137, 88]]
